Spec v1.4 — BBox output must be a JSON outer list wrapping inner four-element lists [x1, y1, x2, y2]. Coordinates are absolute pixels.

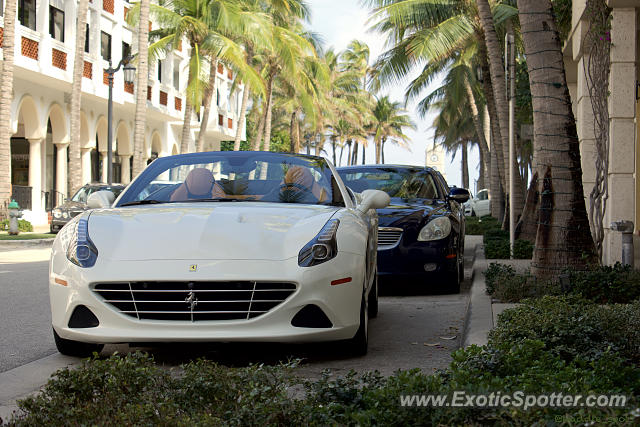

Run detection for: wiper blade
[[120, 199, 165, 207]]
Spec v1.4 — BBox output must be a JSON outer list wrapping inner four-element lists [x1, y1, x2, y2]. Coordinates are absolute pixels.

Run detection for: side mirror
[[357, 189, 390, 213], [87, 191, 115, 209], [448, 187, 470, 203]]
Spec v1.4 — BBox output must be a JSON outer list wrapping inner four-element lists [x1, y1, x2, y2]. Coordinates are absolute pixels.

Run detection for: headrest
[[284, 166, 314, 189], [185, 168, 215, 196]]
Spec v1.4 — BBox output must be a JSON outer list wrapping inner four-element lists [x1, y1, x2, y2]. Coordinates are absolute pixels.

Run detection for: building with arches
[[1, 0, 245, 225]]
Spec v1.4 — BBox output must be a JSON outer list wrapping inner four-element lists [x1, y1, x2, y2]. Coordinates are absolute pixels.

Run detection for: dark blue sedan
[[338, 165, 469, 293]]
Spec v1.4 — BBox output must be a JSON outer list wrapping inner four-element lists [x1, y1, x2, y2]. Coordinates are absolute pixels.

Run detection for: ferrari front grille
[[93, 281, 297, 322], [378, 227, 403, 249]]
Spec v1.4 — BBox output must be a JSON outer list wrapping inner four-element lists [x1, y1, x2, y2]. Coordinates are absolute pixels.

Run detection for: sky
[[306, 0, 481, 191]]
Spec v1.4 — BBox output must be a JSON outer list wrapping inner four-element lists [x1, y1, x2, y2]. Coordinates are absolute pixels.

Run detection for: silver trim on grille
[[93, 281, 297, 322], [378, 227, 403, 249]]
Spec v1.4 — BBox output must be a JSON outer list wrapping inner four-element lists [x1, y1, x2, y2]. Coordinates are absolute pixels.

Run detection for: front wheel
[[368, 274, 379, 318], [53, 328, 104, 358], [445, 258, 461, 294], [345, 294, 368, 356]]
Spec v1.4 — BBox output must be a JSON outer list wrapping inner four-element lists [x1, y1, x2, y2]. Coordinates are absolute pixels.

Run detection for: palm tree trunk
[[476, 1, 510, 187], [381, 138, 386, 164], [252, 103, 265, 150], [180, 99, 194, 154], [331, 138, 337, 165], [463, 77, 490, 187], [289, 110, 297, 153], [262, 72, 275, 152], [68, 0, 90, 196], [294, 116, 300, 153], [132, 0, 149, 175], [362, 144, 366, 165], [233, 84, 250, 151], [352, 141, 358, 165], [339, 142, 344, 166], [234, 45, 253, 151], [461, 141, 469, 189], [477, 147, 485, 190], [196, 60, 217, 153], [518, 0, 596, 277], [0, 0, 18, 206]]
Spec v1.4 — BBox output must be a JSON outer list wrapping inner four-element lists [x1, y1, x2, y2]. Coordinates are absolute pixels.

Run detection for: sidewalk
[[463, 238, 529, 347]]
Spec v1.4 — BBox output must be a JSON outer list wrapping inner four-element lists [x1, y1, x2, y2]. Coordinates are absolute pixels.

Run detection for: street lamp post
[[106, 56, 136, 184]]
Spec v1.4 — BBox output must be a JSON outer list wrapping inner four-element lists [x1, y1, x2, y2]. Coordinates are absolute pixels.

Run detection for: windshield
[[72, 186, 123, 203], [117, 152, 342, 206], [339, 167, 441, 200]]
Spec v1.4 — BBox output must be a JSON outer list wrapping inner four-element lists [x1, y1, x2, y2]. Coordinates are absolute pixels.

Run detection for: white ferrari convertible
[[49, 151, 389, 357]]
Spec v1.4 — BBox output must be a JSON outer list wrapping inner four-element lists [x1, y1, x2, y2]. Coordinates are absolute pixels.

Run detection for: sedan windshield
[[117, 152, 341, 206], [72, 186, 123, 203], [339, 167, 440, 200]]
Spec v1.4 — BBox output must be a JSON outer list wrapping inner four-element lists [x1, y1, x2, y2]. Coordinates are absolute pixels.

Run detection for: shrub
[[0, 219, 33, 232], [484, 238, 533, 259], [484, 263, 561, 302], [489, 296, 640, 364], [465, 215, 500, 235], [568, 263, 640, 304], [5, 348, 638, 427], [485, 263, 517, 295]]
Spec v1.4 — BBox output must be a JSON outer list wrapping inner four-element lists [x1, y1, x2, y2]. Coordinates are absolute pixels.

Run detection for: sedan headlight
[[298, 219, 339, 267], [417, 217, 451, 241], [62, 211, 69, 219], [64, 217, 98, 268], [53, 208, 62, 219]]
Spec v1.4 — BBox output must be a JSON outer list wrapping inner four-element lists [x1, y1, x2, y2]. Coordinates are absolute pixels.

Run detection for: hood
[[58, 200, 86, 211], [377, 198, 447, 229], [88, 202, 338, 261]]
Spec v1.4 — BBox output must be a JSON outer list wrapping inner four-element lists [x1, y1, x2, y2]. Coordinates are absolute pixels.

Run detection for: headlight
[[53, 209, 62, 218], [64, 217, 98, 268], [298, 219, 339, 267], [417, 217, 451, 241], [62, 211, 69, 219]]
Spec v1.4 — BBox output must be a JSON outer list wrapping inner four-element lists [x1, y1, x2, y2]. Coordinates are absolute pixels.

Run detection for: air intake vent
[[291, 304, 333, 328], [68, 305, 100, 328], [93, 281, 296, 322], [378, 227, 403, 249]]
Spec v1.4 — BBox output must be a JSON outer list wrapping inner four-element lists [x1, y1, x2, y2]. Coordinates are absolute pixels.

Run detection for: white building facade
[[1, 0, 245, 225]]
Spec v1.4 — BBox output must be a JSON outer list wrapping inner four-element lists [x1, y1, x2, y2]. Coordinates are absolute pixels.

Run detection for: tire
[[53, 328, 104, 358], [471, 209, 476, 217], [368, 274, 379, 318], [445, 258, 461, 294], [346, 294, 368, 356]]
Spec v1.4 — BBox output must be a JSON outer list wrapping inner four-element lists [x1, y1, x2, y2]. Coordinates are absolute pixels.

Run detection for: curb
[[463, 239, 492, 348], [0, 353, 80, 422], [0, 239, 54, 250]]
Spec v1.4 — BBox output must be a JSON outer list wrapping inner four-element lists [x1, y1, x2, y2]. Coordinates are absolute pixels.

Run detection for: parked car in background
[[50, 183, 125, 233], [49, 151, 390, 357], [464, 188, 490, 217], [337, 165, 469, 293]]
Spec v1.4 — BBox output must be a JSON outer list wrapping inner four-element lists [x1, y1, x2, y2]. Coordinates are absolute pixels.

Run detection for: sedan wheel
[[53, 328, 104, 358], [346, 294, 368, 356], [445, 256, 461, 294]]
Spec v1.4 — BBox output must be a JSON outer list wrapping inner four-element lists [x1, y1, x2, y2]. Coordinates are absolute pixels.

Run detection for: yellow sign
[[189, 264, 197, 272]]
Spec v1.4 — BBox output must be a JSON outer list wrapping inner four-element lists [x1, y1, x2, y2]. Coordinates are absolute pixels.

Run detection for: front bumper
[[49, 248, 365, 344], [377, 236, 457, 279]]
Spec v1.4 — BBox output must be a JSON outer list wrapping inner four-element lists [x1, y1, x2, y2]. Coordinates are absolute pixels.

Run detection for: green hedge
[[485, 262, 640, 304], [465, 215, 499, 235], [0, 219, 33, 232]]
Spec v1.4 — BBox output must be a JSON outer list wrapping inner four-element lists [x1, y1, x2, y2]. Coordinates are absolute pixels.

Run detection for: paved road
[[0, 243, 474, 376], [0, 256, 55, 373]]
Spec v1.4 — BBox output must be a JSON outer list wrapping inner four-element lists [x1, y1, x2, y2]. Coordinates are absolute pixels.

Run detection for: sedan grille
[[93, 281, 297, 322], [378, 227, 403, 249]]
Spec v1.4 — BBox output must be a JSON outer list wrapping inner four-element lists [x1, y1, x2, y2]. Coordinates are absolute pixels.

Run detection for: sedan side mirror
[[448, 187, 470, 203], [357, 189, 390, 213], [87, 191, 115, 209]]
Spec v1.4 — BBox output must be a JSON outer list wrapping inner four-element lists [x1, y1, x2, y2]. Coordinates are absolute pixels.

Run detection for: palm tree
[[132, 0, 149, 175], [371, 96, 415, 164], [518, 0, 596, 277], [68, 0, 90, 195], [130, 0, 266, 154], [0, 0, 18, 207]]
